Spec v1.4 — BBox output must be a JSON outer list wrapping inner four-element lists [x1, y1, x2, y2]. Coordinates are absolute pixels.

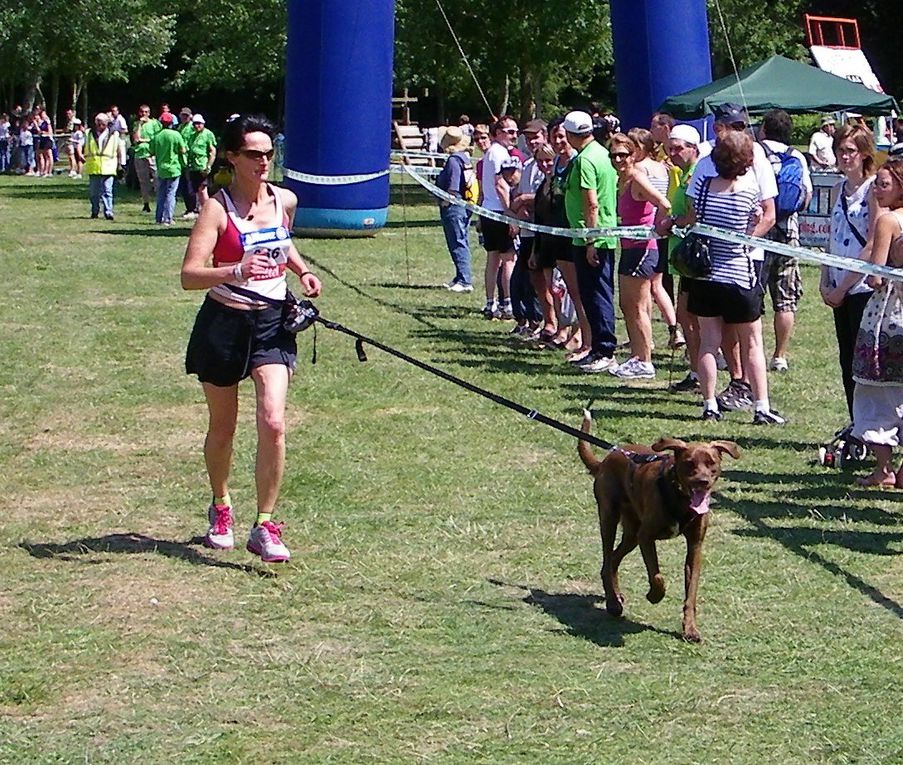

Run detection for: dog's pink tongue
[[689, 490, 711, 515]]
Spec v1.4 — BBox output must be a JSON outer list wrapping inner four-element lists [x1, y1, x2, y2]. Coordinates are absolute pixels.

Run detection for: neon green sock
[[256, 512, 272, 526], [214, 493, 232, 508]]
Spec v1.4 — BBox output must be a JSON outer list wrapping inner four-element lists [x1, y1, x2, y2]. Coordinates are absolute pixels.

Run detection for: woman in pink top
[[609, 132, 671, 380], [181, 114, 322, 564]]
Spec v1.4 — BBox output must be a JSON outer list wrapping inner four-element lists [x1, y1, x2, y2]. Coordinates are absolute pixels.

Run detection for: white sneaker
[[182, 211, 198, 220], [580, 355, 619, 373], [447, 281, 474, 293], [611, 356, 656, 380], [204, 503, 234, 550], [246, 521, 290, 563], [770, 356, 789, 372]]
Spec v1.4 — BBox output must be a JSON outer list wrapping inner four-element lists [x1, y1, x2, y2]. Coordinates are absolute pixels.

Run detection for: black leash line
[[312, 315, 621, 452]]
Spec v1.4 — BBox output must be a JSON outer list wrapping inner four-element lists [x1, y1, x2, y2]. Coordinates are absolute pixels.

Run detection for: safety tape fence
[[400, 162, 903, 284], [284, 154, 903, 283]]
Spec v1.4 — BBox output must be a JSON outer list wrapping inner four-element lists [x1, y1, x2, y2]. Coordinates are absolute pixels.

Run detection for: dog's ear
[[652, 437, 688, 453], [710, 440, 742, 459]]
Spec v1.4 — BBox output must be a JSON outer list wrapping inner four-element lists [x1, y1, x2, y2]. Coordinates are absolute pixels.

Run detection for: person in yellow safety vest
[[84, 112, 122, 220]]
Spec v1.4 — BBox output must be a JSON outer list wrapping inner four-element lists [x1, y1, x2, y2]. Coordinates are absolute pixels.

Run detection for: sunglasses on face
[[502, 128, 518, 135], [239, 149, 275, 161], [610, 152, 631, 159]]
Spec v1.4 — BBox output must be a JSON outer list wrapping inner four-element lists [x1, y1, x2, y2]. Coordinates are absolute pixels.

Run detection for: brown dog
[[577, 411, 740, 642]]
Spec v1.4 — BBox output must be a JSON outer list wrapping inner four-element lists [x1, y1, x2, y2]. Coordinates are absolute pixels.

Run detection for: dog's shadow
[[484, 578, 683, 646], [19, 533, 277, 578]]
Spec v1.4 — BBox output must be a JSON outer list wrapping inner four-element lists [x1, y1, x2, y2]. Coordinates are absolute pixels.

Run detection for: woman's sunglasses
[[239, 149, 275, 161]]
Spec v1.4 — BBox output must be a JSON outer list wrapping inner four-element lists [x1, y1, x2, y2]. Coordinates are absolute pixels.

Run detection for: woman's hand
[[823, 285, 848, 308], [300, 272, 322, 298], [866, 274, 884, 290]]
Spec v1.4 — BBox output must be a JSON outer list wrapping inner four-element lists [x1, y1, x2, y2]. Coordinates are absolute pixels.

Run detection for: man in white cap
[[658, 123, 703, 393], [183, 112, 217, 217], [435, 125, 475, 292], [808, 115, 836, 170], [562, 109, 619, 373]]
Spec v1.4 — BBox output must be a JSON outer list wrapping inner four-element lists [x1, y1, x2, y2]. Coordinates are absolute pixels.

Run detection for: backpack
[[760, 142, 806, 220], [456, 154, 479, 203]]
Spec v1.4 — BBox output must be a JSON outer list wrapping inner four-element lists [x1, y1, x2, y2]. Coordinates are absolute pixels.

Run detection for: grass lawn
[[0, 173, 901, 764]]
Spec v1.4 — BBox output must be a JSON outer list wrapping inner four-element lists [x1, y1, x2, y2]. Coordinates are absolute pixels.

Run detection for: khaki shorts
[[764, 255, 802, 313]]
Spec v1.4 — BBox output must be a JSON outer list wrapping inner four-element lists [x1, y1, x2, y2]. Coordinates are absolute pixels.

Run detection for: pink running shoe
[[204, 504, 235, 549], [246, 521, 290, 563]]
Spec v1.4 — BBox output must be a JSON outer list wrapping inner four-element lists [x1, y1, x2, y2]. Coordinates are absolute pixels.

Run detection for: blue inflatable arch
[[283, 0, 711, 235]]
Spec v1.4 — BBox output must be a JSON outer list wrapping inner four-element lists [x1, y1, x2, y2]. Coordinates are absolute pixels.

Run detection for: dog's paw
[[605, 597, 624, 617], [646, 576, 666, 604], [682, 627, 702, 643]]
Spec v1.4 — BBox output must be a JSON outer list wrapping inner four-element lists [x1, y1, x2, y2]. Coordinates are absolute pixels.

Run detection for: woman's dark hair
[[881, 158, 903, 205], [221, 113, 276, 154], [547, 116, 565, 135], [712, 130, 754, 180], [761, 109, 792, 144]]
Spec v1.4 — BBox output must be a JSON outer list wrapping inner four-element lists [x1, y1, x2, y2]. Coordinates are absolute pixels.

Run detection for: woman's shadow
[[19, 533, 276, 578]]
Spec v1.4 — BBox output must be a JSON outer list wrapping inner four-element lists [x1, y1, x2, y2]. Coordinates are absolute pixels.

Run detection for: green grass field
[[0, 173, 901, 764]]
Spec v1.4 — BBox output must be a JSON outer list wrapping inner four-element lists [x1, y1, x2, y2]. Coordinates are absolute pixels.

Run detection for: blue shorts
[[618, 246, 660, 279], [186, 296, 297, 387]]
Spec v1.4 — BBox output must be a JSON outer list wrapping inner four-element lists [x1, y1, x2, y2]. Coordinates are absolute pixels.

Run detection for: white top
[[0, 120, 8, 141], [827, 175, 875, 295], [480, 142, 511, 211], [110, 114, 128, 135], [514, 158, 546, 238], [693, 182, 762, 288], [809, 130, 836, 168]]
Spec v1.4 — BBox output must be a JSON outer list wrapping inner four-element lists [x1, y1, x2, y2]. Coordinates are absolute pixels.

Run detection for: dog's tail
[[578, 409, 605, 474]]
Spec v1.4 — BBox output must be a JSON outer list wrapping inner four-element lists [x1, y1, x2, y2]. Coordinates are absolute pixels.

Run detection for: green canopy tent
[[659, 54, 898, 118]]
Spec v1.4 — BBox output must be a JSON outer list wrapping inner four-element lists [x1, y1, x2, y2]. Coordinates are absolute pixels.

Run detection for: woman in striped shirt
[[685, 130, 784, 424]]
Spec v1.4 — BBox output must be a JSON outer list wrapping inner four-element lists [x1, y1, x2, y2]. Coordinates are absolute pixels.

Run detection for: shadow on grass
[[486, 578, 683, 646], [90, 227, 190, 237], [719, 494, 903, 620], [18, 534, 276, 578], [1, 184, 88, 200], [383, 219, 439, 230]]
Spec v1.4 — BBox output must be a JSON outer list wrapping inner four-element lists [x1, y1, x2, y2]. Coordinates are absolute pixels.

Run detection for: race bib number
[[239, 226, 291, 280]]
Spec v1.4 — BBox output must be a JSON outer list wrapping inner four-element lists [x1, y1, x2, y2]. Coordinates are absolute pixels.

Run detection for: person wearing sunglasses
[[150, 111, 188, 225], [181, 113, 322, 564], [479, 116, 520, 320]]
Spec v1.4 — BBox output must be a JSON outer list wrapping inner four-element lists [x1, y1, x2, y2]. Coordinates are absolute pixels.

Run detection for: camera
[[283, 296, 320, 333]]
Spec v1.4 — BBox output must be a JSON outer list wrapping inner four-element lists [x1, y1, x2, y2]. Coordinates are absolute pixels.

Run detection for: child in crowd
[[851, 158, 903, 486], [69, 119, 85, 178]]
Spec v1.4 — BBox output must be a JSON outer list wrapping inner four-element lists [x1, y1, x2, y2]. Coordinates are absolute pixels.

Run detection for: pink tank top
[[618, 181, 657, 251]]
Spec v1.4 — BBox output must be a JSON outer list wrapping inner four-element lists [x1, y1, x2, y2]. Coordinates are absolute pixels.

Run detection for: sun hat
[[440, 125, 470, 153], [192, 113, 206, 125]]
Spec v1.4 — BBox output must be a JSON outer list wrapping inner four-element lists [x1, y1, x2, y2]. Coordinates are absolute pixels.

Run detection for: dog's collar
[[625, 451, 668, 465]]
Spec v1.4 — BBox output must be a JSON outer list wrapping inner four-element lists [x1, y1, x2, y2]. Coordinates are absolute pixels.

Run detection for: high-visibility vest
[[84, 130, 121, 175]]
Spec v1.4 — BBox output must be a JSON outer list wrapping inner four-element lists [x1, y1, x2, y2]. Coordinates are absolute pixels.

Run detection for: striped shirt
[[694, 180, 761, 288]]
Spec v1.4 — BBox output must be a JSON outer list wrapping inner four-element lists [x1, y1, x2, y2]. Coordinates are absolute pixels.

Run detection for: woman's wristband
[[299, 269, 313, 278]]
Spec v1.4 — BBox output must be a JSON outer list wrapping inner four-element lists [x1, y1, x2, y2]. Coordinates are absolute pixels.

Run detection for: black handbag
[[671, 177, 713, 279]]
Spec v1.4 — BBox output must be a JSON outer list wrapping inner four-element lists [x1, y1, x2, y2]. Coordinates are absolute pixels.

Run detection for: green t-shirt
[[133, 118, 161, 160], [150, 128, 187, 179], [178, 121, 194, 141], [668, 161, 698, 256], [186, 128, 217, 172], [564, 139, 618, 248]]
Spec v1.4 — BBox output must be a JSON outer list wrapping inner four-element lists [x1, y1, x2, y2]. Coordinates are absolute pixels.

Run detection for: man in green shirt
[[184, 113, 217, 218], [563, 110, 618, 373], [150, 112, 187, 225], [131, 104, 161, 212]]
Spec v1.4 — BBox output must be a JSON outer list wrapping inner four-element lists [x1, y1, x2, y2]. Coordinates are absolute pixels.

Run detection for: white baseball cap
[[669, 124, 701, 147], [563, 110, 593, 135], [192, 113, 206, 124]]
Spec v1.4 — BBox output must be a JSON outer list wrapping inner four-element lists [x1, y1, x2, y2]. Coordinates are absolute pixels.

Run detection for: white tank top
[[210, 185, 292, 307]]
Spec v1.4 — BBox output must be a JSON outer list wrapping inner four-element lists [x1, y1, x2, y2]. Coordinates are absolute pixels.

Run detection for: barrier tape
[[286, 151, 903, 283], [283, 167, 391, 185]]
